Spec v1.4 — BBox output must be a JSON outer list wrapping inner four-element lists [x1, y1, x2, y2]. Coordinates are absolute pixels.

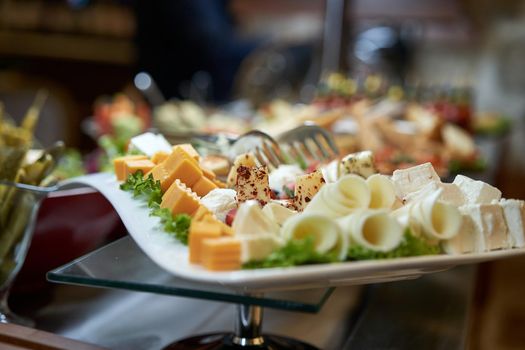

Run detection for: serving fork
[[229, 124, 339, 170]]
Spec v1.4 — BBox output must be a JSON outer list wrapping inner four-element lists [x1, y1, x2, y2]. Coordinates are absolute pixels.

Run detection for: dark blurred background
[[1, 1, 525, 348]]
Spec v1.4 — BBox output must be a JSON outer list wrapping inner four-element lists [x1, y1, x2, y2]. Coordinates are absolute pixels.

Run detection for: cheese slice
[[392, 162, 441, 199], [453, 175, 502, 205], [499, 199, 525, 248], [129, 132, 172, 157]]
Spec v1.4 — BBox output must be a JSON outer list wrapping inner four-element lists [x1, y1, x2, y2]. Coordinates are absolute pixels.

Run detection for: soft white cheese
[[232, 200, 280, 236], [262, 202, 296, 226], [392, 162, 441, 199], [403, 182, 465, 207], [453, 175, 502, 205], [443, 213, 478, 254], [201, 189, 237, 222], [268, 164, 303, 194], [129, 132, 172, 157], [458, 204, 509, 251], [320, 160, 341, 183], [499, 199, 525, 248], [239, 234, 283, 263]]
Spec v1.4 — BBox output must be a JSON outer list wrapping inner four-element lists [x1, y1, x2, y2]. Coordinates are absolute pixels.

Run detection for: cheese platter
[[58, 135, 525, 291]]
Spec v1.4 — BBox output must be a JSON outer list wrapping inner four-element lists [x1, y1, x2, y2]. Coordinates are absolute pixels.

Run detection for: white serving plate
[[63, 173, 525, 291]]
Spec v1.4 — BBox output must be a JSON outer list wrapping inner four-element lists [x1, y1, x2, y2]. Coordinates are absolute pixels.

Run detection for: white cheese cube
[[440, 183, 466, 207], [340, 151, 377, 179], [129, 132, 172, 157], [239, 234, 283, 263], [459, 204, 509, 251], [233, 200, 279, 236], [294, 170, 325, 211], [235, 166, 272, 204], [392, 162, 441, 198], [443, 214, 481, 254], [499, 199, 525, 248], [452, 175, 502, 205]]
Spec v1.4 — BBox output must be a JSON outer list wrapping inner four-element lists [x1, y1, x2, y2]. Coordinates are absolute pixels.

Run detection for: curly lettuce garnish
[[347, 229, 441, 260], [243, 236, 338, 269], [120, 171, 190, 244]]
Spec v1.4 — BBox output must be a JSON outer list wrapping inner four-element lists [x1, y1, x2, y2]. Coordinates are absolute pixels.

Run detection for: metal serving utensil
[[276, 124, 339, 164], [228, 124, 338, 170]]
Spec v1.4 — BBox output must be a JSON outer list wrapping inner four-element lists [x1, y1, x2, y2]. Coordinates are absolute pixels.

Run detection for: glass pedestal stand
[[48, 237, 334, 349]]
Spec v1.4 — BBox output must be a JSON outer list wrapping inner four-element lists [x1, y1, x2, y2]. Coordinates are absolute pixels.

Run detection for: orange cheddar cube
[[123, 159, 155, 179], [193, 206, 213, 221], [213, 179, 227, 189], [151, 151, 169, 164], [221, 223, 234, 236], [173, 144, 200, 161], [113, 155, 148, 181], [161, 180, 201, 216], [192, 176, 218, 197], [201, 165, 216, 180], [149, 164, 173, 192], [201, 237, 241, 271], [189, 221, 222, 263]]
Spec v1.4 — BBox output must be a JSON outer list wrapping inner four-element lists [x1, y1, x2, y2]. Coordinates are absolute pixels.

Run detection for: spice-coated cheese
[[227, 153, 257, 187], [235, 165, 272, 204], [294, 170, 325, 211]]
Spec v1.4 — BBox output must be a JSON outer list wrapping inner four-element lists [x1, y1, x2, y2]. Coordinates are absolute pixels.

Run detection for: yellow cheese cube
[[151, 151, 169, 164], [193, 176, 218, 197], [173, 144, 200, 162], [123, 159, 155, 179], [161, 180, 201, 216], [189, 221, 222, 263], [113, 155, 148, 181], [201, 237, 241, 271]]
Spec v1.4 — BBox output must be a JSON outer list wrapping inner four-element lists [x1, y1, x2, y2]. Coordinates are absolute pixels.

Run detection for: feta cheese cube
[[452, 175, 502, 205], [392, 162, 441, 198], [129, 132, 172, 157], [443, 214, 481, 254], [340, 151, 377, 179], [499, 199, 525, 248], [459, 204, 509, 251]]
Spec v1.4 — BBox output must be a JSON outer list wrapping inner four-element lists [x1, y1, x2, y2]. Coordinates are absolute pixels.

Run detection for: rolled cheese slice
[[232, 200, 280, 236], [304, 174, 371, 218], [262, 202, 297, 226], [338, 210, 403, 252], [366, 174, 396, 210], [281, 213, 344, 258], [409, 189, 462, 241]]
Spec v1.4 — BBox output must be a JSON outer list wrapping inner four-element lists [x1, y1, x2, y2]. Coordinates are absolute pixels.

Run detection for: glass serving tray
[[47, 236, 334, 313]]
